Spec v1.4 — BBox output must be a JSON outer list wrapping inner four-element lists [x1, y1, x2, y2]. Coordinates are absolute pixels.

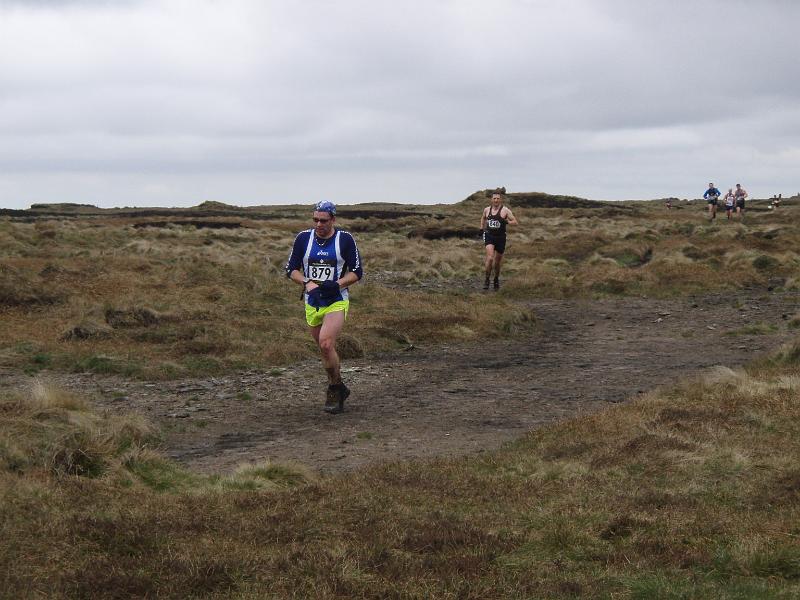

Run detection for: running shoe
[[483, 277, 490, 290], [493, 278, 500, 290], [324, 382, 350, 414], [324, 385, 337, 411]]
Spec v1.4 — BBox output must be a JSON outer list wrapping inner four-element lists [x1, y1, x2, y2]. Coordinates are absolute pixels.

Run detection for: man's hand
[[319, 280, 340, 300], [306, 287, 324, 310]]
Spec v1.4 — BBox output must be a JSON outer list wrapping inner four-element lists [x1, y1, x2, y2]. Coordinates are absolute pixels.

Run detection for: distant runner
[[285, 201, 363, 414], [723, 188, 735, 219], [734, 183, 748, 219], [480, 190, 518, 290], [703, 182, 721, 220]]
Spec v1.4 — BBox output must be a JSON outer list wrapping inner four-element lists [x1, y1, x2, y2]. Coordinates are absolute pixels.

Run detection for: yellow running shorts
[[305, 300, 349, 327]]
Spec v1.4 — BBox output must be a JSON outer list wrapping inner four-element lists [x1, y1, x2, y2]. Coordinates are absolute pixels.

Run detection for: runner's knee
[[318, 336, 337, 355]]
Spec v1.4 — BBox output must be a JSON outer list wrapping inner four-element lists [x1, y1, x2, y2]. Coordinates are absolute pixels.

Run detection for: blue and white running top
[[285, 228, 363, 305]]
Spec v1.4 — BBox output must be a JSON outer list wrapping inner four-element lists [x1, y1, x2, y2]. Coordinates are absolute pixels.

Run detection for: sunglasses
[[313, 217, 331, 224]]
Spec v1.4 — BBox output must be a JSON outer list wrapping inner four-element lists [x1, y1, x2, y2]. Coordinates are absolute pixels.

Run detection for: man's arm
[[337, 271, 359, 290], [479, 207, 487, 230], [284, 231, 308, 277], [285, 231, 314, 290], [504, 208, 519, 225], [339, 231, 363, 285], [289, 268, 322, 294]]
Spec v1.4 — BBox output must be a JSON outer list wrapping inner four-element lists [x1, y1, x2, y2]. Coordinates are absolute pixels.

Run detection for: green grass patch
[[753, 255, 781, 271], [725, 322, 780, 336], [125, 455, 201, 492], [72, 354, 143, 377]]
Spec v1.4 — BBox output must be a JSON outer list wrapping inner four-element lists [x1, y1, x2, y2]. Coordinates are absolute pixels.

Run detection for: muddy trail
[[5, 290, 798, 475]]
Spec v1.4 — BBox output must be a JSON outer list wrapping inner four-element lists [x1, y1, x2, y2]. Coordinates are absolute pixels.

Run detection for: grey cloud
[[0, 0, 137, 6], [0, 0, 798, 208]]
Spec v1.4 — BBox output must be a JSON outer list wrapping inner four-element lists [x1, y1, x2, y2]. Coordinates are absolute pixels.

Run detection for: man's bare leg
[[484, 245, 495, 289], [310, 311, 346, 384], [493, 252, 504, 289], [311, 311, 349, 413]]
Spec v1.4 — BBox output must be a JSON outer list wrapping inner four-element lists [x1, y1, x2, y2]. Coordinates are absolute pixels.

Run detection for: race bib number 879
[[309, 263, 335, 281]]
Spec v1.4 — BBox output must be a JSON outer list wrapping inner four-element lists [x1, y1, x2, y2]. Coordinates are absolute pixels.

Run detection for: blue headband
[[314, 200, 337, 216]]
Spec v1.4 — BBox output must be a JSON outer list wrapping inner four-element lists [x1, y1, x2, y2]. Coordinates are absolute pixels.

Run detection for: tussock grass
[[0, 218, 533, 377], [0, 380, 312, 491], [2, 340, 800, 596], [357, 283, 535, 347], [753, 338, 800, 370], [0, 262, 63, 306], [3, 201, 800, 378], [725, 322, 779, 336], [0, 379, 157, 478]]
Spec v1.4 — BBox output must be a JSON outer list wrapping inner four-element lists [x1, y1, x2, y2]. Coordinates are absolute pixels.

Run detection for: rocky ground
[[3, 290, 798, 475]]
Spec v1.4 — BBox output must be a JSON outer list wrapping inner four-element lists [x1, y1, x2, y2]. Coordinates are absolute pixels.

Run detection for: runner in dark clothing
[[480, 190, 518, 290], [734, 184, 748, 219], [703, 183, 721, 220]]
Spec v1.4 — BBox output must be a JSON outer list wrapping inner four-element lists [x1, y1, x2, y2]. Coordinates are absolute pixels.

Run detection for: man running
[[703, 182, 721, 220], [480, 189, 518, 290], [285, 201, 363, 414], [723, 188, 735, 219], [734, 183, 748, 219]]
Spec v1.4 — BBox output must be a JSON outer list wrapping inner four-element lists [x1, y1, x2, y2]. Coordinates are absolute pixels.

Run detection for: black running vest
[[486, 206, 508, 236]]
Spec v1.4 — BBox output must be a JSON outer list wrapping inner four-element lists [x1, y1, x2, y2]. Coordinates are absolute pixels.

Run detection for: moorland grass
[[2, 340, 800, 597], [0, 216, 534, 378], [2, 200, 800, 377]]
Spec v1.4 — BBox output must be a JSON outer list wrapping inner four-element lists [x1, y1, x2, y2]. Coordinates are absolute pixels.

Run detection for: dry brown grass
[[0, 213, 529, 378], [0, 379, 157, 478], [2, 199, 799, 378], [1, 338, 799, 598], [4, 197, 799, 597]]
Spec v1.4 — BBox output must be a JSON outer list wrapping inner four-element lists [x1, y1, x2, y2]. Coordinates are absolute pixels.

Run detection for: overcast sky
[[1, 0, 798, 209]]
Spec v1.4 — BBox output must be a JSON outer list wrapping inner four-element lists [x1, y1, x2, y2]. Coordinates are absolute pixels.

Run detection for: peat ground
[[2, 289, 797, 475]]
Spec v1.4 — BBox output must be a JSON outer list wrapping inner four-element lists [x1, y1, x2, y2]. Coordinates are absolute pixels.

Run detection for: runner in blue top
[[285, 201, 363, 414], [703, 183, 721, 220]]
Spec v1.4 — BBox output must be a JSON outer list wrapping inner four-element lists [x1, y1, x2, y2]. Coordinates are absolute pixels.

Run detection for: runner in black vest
[[480, 190, 518, 290], [734, 183, 748, 219]]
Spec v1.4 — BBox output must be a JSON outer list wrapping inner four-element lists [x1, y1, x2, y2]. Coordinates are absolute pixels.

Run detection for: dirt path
[[4, 291, 798, 475]]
